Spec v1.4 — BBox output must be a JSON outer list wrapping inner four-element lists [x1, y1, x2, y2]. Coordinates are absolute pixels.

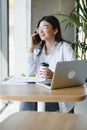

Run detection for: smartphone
[[33, 33, 41, 44]]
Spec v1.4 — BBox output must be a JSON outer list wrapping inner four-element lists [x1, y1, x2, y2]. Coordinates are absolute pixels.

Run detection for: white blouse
[[25, 41, 76, 113], [26, 41, 76, 76]]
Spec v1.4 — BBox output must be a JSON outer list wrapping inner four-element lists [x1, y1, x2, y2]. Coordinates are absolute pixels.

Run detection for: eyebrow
[[39, 25, 48, 28]]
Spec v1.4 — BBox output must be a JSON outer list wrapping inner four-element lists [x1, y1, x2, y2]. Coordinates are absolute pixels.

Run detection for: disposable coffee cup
[[39, 62, 49, 79]]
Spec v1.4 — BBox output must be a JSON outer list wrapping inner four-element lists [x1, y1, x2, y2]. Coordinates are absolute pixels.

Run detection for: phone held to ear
[[33, 33, 41, 44]]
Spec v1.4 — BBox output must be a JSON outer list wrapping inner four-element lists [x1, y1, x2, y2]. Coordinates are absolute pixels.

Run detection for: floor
[[0, 101, 19, 122]]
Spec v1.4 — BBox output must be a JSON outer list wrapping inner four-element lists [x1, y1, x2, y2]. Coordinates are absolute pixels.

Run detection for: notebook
[[36, 60, 87, 89]]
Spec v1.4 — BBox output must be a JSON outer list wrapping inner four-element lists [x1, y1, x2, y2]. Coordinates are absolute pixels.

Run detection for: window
[[9, 0, 15, 75], [9, 0, 31, 75]]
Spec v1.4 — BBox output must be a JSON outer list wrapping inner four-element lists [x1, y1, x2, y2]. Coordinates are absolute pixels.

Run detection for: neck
[[45, 40, 56, 55]]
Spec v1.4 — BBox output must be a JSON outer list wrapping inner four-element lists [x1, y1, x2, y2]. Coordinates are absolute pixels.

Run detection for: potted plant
[[55, 0, 87, 59]]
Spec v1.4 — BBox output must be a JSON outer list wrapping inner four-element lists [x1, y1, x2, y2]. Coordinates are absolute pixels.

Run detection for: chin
[[41, 38, 45, 41], [41, 37, 47, 40]]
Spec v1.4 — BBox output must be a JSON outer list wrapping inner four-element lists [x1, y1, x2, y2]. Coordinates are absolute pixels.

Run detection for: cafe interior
[[0, 0, 87, 130]]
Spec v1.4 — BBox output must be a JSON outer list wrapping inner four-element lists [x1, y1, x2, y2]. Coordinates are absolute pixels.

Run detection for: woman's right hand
[[28, 33, 42, 53]]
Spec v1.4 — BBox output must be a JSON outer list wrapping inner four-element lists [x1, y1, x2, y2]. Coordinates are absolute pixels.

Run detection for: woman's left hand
[[45, 68, 53, 79]]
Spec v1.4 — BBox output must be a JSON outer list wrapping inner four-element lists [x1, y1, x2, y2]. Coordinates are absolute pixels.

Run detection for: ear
[[54, 29, 58, 35]]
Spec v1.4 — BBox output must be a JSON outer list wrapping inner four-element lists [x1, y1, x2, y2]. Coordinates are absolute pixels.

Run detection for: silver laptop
[[36, 60, 87, 89]]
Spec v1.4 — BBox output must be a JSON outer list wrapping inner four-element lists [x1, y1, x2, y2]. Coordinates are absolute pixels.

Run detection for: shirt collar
[[42, 41, 63, 53]]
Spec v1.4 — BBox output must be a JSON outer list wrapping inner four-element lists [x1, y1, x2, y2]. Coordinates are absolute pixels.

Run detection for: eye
[[35, 26, 49, 32]]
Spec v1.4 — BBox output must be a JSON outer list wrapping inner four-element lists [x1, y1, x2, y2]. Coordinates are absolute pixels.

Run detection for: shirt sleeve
[[25, 52, 36, 76], [63, 43, 76, 61]]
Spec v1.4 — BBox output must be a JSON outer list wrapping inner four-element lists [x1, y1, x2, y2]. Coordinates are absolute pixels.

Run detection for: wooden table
[[0, 111, 87, 130], [0, 84, 86, 111]]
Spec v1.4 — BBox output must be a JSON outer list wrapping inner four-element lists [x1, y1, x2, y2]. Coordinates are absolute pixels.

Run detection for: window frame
[[0, 0, 9, 79]]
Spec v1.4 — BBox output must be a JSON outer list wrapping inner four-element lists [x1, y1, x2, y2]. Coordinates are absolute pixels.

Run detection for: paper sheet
[[0, 76, 45, 85]]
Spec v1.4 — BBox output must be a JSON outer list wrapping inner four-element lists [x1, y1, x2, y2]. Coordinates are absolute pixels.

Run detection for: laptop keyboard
[[40, 80, 51, 86]]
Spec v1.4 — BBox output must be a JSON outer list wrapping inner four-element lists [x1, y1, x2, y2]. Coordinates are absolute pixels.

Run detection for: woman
[[20, 15, 76, 112]]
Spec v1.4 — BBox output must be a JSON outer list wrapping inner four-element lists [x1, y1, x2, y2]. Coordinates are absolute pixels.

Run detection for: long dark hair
[[37, 15, 64, 56]]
